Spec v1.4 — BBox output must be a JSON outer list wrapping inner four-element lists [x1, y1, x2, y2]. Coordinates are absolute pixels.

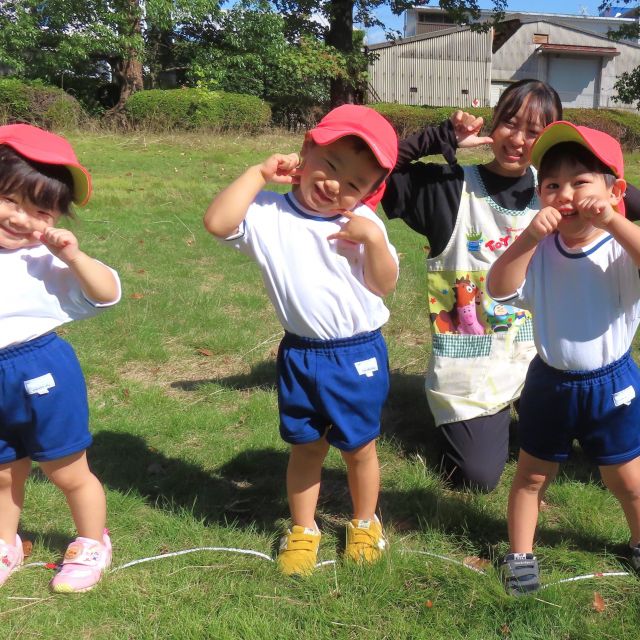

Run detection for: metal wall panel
[[367, 29, 492, 107]]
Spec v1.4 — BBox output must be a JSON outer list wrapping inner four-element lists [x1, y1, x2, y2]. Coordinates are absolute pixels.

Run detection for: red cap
[[0, 124, 92, 206], [531, 121, 625, 214], [308, 105, 398, 172]]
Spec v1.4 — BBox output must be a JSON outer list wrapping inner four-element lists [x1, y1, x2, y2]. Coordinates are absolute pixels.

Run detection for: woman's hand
[[450, 110, 493, 149]]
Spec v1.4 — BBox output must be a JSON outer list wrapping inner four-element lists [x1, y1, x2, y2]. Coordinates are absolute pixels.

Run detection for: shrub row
[[0, 78, 84, 129], [124, 88, 271, 131], [371, 102, 640, 150]]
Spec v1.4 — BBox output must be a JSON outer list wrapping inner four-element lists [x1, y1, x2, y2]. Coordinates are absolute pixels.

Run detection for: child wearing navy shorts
[[204, 105, 399, 576], [488, 122, 640, 595], [0, 125, 121, 592]]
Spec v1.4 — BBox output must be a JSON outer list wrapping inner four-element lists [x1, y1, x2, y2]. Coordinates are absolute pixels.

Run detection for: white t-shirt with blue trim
[[500, 231, 640, 371], [224, 191, 398, 340], [0, 245, 122, 350]]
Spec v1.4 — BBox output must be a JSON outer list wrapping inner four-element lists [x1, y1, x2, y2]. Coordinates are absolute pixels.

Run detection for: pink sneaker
[[50, 530, 111, 593], [0, 534, 24, 587]]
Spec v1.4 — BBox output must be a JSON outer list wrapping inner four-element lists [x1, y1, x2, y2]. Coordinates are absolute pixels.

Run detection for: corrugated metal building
[[367, 27, 492, 107], [367, 19, 640, 109], [492, 21, 640, 108]]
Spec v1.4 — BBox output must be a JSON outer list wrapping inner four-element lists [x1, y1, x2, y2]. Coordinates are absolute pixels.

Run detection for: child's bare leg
[[508, 450, 559, 552], [39, 451, 106, 542], [0, 458, 31, 542], [287, 439, 330, 529], [340, 440, 379, 521], [599, 457, 640, 545]]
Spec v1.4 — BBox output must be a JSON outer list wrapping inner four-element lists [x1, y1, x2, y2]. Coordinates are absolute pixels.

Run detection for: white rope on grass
[[402, 549, 488, 574], [541, 571, 632, 588], [110, 546, 274, 572], [10, 546, 637, 592]]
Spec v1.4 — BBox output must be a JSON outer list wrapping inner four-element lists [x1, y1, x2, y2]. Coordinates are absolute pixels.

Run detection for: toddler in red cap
[[204, 105, 399, 576], [487, 122, 640, 595], [0, 124, 121, 593]]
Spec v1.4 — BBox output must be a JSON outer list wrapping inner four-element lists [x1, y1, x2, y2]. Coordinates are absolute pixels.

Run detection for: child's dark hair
[[0, 145, 75, 215], [538, 142, 617, 186], [342, 135, 388, 193], [491, 79, 563, 135]]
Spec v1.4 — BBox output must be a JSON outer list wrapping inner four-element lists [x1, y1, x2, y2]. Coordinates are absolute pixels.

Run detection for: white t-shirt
[[0, 245, 121, 349], [497, 231, 640, 371], [224, 191, 398, 340]]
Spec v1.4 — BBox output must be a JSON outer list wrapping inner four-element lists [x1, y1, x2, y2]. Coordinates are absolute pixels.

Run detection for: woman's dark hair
[[538, 142, 617, 186], [0, 145, 75, 215], [491, 79, 563, 135]]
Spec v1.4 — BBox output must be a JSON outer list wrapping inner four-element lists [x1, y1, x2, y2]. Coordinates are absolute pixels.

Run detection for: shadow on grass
[[170, 359, 277, 393], [89, 431, 614, 558], [101, 362, 616, 556], [91, 432, 354, 535]]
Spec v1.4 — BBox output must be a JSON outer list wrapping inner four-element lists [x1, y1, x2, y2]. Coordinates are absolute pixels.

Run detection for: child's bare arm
[[35, 227, 119, 304], [579, 196, 640, 266], [203, 153, 299, 238], [327, 211, 398, 296], [487, 207, 561, 299]]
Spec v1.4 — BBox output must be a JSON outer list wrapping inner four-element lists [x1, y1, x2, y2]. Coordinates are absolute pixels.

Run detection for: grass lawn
[[2, 129, 640, 639]]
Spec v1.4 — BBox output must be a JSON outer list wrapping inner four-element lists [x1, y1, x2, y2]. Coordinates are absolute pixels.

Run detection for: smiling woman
[[366, 78, 640, 492]]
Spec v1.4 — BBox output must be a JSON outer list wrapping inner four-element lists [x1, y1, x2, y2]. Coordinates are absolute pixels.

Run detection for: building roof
[[366, 25, 473, 51], [536, 43, 620, 56]]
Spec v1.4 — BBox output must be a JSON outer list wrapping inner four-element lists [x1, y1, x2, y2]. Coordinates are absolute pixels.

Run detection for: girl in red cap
[[0, 124, 121, 593]]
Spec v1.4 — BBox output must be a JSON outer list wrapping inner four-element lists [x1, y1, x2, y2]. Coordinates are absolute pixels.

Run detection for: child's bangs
[[0, 147, 74, 215], [538, 142, 616, 184]]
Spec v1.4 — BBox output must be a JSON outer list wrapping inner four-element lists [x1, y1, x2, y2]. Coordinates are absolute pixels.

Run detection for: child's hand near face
[[577, 196, 616, 228], [527, 206, 562, 242], [259, 153, 301, 185], [34, 227, 80, 263], [326, 210, 385, 247]]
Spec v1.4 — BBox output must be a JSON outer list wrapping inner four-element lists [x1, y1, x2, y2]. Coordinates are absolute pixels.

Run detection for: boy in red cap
[[487, 122, 640, 595], [0, 124, 121, 593], [204, 105, 399, 576]]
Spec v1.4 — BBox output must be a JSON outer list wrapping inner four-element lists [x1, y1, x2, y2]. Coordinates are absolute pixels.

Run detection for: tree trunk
[[326, 0, 356, 107], [106, 0, 144, 122]]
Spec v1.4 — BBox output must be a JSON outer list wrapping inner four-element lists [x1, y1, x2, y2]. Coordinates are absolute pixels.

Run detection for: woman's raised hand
[[450, 110, 494, 149]]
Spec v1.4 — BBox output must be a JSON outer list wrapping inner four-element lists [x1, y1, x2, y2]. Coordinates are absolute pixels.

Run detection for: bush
[[370, 102, 640, 150], [124, 88, 271, 131], [370, 103, 491, 139], [0, 78, 84, 129]]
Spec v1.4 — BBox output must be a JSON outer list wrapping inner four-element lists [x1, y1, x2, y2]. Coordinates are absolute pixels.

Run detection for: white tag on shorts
[[354, 357, 378, 378], [24, 373, 55, 396], [613, 385, 636, 407]]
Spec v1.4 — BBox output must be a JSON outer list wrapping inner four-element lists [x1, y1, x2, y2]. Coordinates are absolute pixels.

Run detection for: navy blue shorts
[[0, 333, 92, 464], [519, 352, 640, 465], [277, 330, 390, 451]]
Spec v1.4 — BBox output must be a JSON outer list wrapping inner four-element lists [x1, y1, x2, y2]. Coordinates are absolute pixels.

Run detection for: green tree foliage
[[614, 67, 640, 110], [0, 1, 221, 114], [179, 2, 355, 124]]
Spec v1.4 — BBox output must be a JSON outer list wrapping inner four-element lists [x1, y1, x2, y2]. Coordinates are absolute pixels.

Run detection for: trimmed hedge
[[0, 78, 84, 129], [370, 102, 640, 150], [124, 88, 271, 131]]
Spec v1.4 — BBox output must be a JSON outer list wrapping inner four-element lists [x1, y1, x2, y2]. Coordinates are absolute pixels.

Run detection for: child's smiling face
[[0, 193, 61, 250], [293, 137, 387, 214], [538, 162, 624, 246]]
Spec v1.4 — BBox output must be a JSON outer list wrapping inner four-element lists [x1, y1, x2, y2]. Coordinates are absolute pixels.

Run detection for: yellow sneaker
[[276, 526, 321, 576], [345, 517, 387, 563]]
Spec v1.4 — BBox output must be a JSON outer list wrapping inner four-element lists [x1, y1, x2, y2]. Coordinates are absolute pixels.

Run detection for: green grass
[[3, 130, 640, 638]]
